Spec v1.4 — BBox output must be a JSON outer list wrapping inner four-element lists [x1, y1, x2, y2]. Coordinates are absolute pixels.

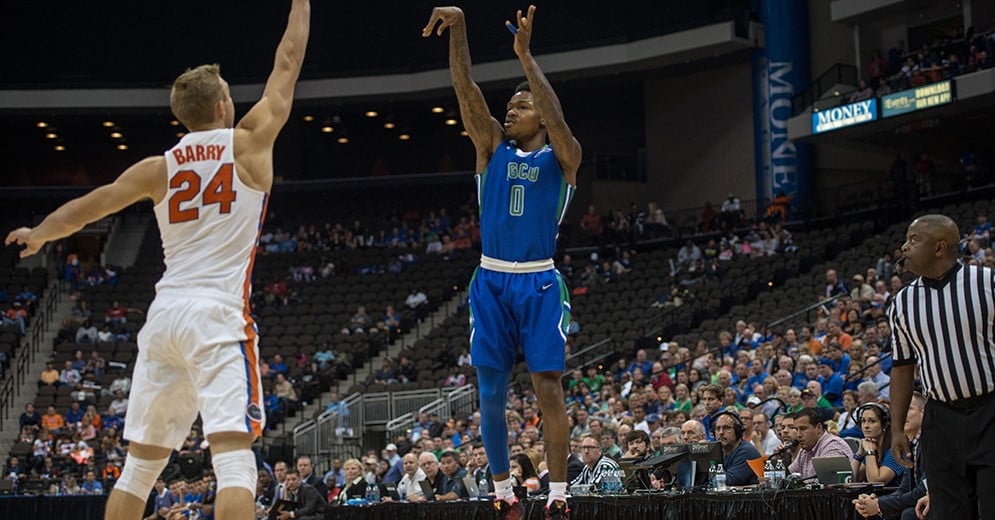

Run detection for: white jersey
[[154, 129, 267, 306]]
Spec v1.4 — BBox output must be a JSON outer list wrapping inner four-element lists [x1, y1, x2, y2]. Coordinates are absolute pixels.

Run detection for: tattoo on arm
[[519, 55, 581, 177], [448, 22, 499, 160]]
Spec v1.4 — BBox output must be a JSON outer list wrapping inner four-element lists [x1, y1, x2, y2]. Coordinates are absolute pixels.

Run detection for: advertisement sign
[[881, 81, 953, 118], [752, 0, 811, 214], [811, 98, 878, 134]]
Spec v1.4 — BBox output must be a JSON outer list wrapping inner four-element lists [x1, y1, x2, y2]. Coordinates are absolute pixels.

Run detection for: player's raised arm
[[5, 157, 166, 258], [237, 0, 310, 147], [423, 6, 503, 170], [507, 5, 582, 184]]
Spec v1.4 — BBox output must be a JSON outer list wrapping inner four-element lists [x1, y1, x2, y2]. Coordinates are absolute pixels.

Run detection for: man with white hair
[[857, 381, 880, 405], [418, 451, 446, 500], [750, 412, 781, 455], [864, 356, 891, 400], [680, 420, 706, 443]]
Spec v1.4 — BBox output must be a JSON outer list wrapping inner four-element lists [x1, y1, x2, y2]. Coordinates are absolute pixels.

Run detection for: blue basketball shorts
[[468, 266, 571, 373]]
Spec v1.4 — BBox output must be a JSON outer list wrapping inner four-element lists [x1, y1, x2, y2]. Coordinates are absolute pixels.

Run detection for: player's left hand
[[5, 227, 43, 258], [506, 5, 535, 57]]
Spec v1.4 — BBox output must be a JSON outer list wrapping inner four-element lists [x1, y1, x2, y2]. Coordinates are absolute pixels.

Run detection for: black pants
[[922, 393, 995, 519]]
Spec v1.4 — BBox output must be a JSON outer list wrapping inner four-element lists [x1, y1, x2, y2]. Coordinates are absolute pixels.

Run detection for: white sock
[[547, 482, 567, 507], [494, 477, 515, 502]]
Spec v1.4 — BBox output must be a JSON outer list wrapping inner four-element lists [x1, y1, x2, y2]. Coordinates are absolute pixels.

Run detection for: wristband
[[853, 454, 865, 463]]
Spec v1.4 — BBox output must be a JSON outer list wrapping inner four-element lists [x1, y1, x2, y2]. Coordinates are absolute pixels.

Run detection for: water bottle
[[601, 469, 621, 495], [708, 461, 717, 490], [715, 464, 727, 491], [774, 459, 786, 488], [477, 475, 488, 500], [366, 482, 380, 503], [763, 459, 774, 488]]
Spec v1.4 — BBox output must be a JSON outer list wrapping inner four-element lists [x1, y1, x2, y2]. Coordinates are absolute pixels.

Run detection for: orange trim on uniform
[[240, 195, 268, 437]]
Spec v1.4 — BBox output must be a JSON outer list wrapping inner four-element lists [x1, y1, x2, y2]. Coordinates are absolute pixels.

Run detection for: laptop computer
[[377, 482, 401, 501], [812, 456, 853, 485], [418, 479, 437, 501], [463, 476, 480, 499]]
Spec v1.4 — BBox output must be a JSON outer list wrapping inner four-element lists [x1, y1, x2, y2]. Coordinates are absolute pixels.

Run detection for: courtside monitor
[[686, 442, 723, 487], [634, 443, 689, 470]]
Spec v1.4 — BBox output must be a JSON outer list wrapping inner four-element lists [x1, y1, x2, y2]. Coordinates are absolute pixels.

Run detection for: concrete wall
[[584, 61, 756, 214]]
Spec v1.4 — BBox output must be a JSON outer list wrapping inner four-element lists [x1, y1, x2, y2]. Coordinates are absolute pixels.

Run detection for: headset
[[855, 402, 890, 427], [709, 410, 745, 440]]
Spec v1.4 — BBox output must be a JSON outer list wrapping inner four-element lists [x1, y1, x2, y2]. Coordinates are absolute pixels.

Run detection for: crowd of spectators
[[0, 285, 38, 379], [577, 201, 671, 247], [245, 248, 926, 516], [257, 207, 479, 260], [856, 24, 995, 102]]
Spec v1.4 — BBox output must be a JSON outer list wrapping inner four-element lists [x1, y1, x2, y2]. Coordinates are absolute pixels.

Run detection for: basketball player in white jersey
[[5, 2, 309, 518]]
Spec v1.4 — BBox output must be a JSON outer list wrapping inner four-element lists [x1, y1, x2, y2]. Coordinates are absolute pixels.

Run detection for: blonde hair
[[170, 64, 225, 128], [342, 458, 363, 472]]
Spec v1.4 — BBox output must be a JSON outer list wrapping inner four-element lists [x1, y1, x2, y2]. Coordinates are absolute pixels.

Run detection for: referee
[[888, 214, 995, 519]]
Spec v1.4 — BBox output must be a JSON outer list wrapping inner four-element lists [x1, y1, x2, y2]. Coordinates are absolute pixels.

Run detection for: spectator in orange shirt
[[40, 406, 65, 432], [38, 362, 60, 387], [102, 460, 121, 482], [822, 320, 854, 351], [765, 191, 791, 223]]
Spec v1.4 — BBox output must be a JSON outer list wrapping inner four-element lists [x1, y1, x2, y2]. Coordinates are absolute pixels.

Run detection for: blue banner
[[811, 98, 878, 134], [752, 0, 812, 217]]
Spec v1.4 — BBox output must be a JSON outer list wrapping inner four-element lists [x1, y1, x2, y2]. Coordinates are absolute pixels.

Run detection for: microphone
[[771, 440, 798, 457]]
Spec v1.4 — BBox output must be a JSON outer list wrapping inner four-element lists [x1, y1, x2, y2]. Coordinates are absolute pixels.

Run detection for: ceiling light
[[102, 121, 114, 128], [365, 111, 378, 118], [110, 132, 123, 139], [169, 120, 180, 126], [460, 130, 469, 136], [54, 145, 65, 151], [445, 119, 458, 126], [303, 115, 314, 122], [45, 133, 57, 139], [384, 122, 395, 129], [431, 106, 444, 113], [399, 134, 411, 141], [176, 132, 185, 138], [337, 137, 349, 144], [321, 126, 334, 133], [117, 144, 128, 151], [36, 121, 48, 128]]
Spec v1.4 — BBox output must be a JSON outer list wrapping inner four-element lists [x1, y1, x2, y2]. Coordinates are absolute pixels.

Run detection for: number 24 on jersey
[[168, 163, 237, 223]]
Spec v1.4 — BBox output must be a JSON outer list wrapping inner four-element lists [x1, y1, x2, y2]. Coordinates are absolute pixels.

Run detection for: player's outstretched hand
[[5, 227, 42, 258], [506, 4, 536, 57], [422, 6, 464, 37]]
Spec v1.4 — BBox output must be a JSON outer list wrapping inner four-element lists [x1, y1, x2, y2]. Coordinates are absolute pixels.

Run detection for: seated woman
[[509, 453, 545, 496], [850, 403, 904, 486], [333, 458, 367, 504]]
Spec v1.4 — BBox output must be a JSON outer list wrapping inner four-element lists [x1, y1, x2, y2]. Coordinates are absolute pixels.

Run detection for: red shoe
[[494, 497, 524, 520], [545, 499, 570, 520]]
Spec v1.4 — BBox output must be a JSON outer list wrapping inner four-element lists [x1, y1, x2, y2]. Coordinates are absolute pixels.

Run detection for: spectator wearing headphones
[[711, 411, 761, 486], [850, 403, 905, 487]]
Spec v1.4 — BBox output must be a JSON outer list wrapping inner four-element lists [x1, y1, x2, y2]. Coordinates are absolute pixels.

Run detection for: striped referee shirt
[[888, 262, 995, 402], [570, 455, 620, 487]]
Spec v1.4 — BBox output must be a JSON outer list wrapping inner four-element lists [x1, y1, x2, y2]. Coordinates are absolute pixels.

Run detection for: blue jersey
[[476, 141, 575, 262]]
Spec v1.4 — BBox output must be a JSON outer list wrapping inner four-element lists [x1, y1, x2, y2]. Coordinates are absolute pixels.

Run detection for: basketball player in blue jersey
[[7, 2, 309, 519], [424, 5, 581, 519]]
